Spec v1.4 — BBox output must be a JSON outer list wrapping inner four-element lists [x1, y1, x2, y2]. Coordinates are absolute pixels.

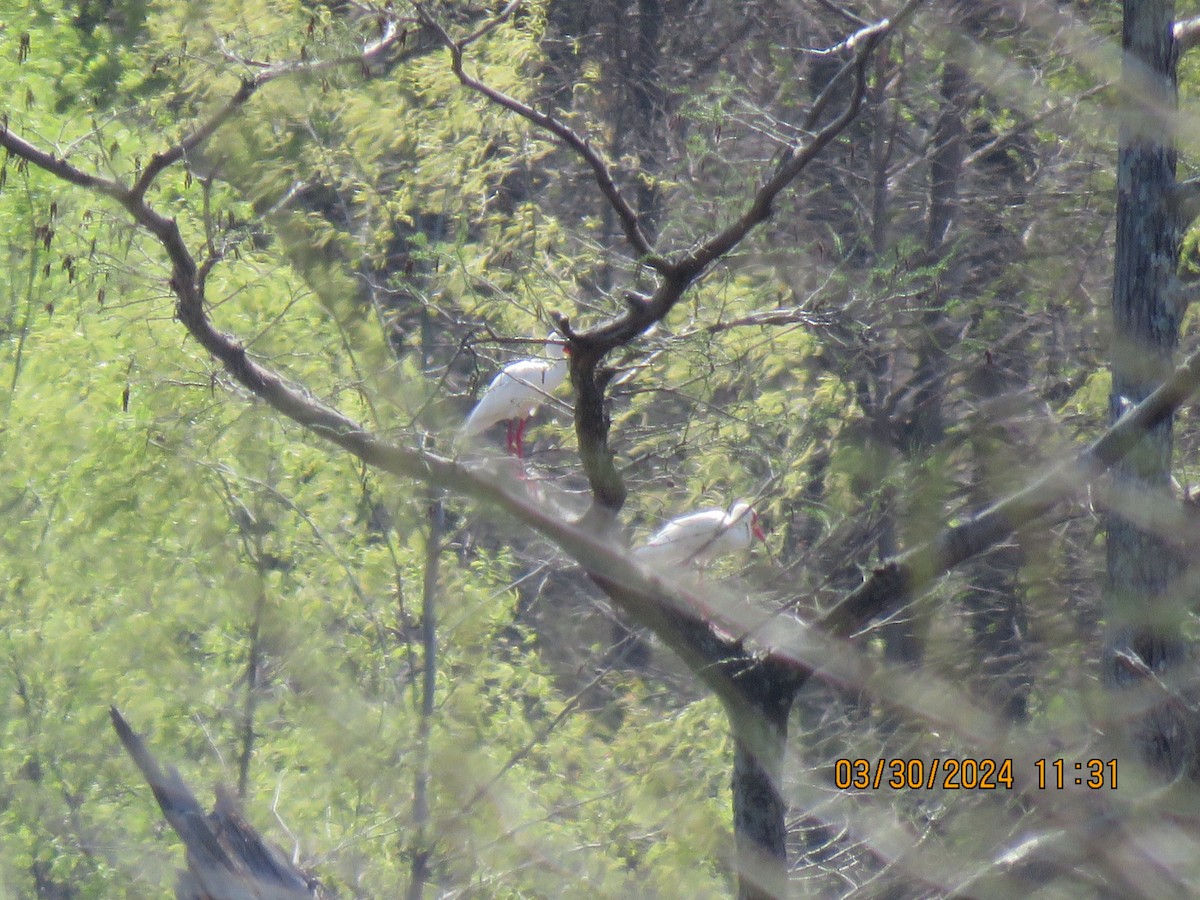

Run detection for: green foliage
[[0, 0, 1166, 896], [0, 4, 741, 896]]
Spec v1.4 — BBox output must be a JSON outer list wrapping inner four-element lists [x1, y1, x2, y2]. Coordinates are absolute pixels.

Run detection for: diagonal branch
[[677, 1, 925, 280], [540, 3, 925, 518], [412, 3, 666, 271], [0, 121, 126, 198], [131, 79, 258, 201], [818, 344, 1200, 639], [459, 0, 522, 47], [131, 21, 412, 200], [1, 105, 779, 727], [111, 707, 322, 898]]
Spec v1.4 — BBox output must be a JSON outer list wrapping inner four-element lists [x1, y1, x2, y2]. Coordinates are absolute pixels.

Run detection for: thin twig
[[460, 0, 522, 47], [812, 0, 869, 29]]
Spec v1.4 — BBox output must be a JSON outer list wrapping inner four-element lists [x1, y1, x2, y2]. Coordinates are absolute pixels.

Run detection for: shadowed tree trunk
[[879, 52, 967, 667], [1104, 0, 1196, 776], [963, 380, 1034, 722], [726, 661, 797, 900]]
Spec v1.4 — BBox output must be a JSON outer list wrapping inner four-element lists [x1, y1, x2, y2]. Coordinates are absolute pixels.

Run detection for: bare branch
[[460, 0, 522, 47], [0, 115, 764, 708], [131, 79, 257, 200], [1176, 15, 1200, 55], [111, 708, 322, 898], [411, 3, 666, 271], [812, 0, 869, 29], [0, 122, 125, 199], [962, 82, 1109, 170], [549, 10, 917, 510], [819, 343, 1200, 639], [690, 305, 838, 335], [678, 1, 925, 280], [227, 16, 417, 74], [0, 18, 414, 211], [132, 22, 413, 200]]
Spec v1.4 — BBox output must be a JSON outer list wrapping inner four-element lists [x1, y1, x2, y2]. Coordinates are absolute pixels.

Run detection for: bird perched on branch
[[459, 334, 570, 458], [633, 500, 766, 569]]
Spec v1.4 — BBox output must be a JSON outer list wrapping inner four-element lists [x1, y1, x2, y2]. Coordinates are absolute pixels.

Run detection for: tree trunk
[[727, 663, 795, 900], [880, 56, 967, 666], [963, 394, 1032, 722], [732, 734, 787, 900], [631, 0, 665, 238], [1105, 0, 1194, 776]]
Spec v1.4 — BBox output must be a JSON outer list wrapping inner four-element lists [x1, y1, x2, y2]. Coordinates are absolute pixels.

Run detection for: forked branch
[[410, 1, 924, 520], [411, 2, 666, 271], [678, 1, 924, 278]]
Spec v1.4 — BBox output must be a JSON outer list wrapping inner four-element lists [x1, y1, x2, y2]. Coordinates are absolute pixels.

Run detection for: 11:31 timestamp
[[1035, 758, 1117, 789]]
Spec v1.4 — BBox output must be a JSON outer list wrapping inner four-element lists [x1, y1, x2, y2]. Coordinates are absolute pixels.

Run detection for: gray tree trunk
[[879, 55, 967, 667], [1105, 0, 1195, 777], [729, 666, 794, 900]]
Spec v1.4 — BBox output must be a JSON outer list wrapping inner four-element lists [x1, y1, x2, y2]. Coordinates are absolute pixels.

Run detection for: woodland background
[[4, 0, 1200, 897]]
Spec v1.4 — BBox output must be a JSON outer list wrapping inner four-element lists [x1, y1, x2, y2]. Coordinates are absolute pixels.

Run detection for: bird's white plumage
[[633, 500, 764, 569], [459, 337, 569, 441]]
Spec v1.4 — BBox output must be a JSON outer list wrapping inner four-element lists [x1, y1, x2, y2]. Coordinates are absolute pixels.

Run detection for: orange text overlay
[[834, 758, 1014, 790]]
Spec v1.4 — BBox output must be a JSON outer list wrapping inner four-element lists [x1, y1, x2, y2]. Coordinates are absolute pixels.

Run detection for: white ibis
[[633, 500, 767, 569], [459, 335, 570, 457]]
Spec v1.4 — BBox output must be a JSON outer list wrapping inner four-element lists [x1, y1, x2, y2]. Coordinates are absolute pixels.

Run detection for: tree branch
[[131, 79, 258, 201], [0, 117, 770, 716], [818, 344, 1200, 639], [677, 1, 925, 280], [812, 0, 869, 29], [1175, 16, 1200, 55], [543, 4, 925, 517], [0, 121, 125, 199], [459, 0, 522, 47], [133, 21, 413, 200], [111, 708, 322, 898], [530, 8, 922, 517], [412, 3, 666, 271], [404, 2, 924, 523]]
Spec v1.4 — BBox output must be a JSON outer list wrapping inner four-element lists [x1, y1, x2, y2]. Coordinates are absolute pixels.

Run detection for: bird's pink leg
[[514, 417, 528, 459], [505, 419, 519, 455], [501, 419, 532, 486]]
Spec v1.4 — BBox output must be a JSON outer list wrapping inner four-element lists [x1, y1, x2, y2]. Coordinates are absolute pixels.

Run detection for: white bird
[[459, 335, 570, 457], [633, 500, 767, 569]]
